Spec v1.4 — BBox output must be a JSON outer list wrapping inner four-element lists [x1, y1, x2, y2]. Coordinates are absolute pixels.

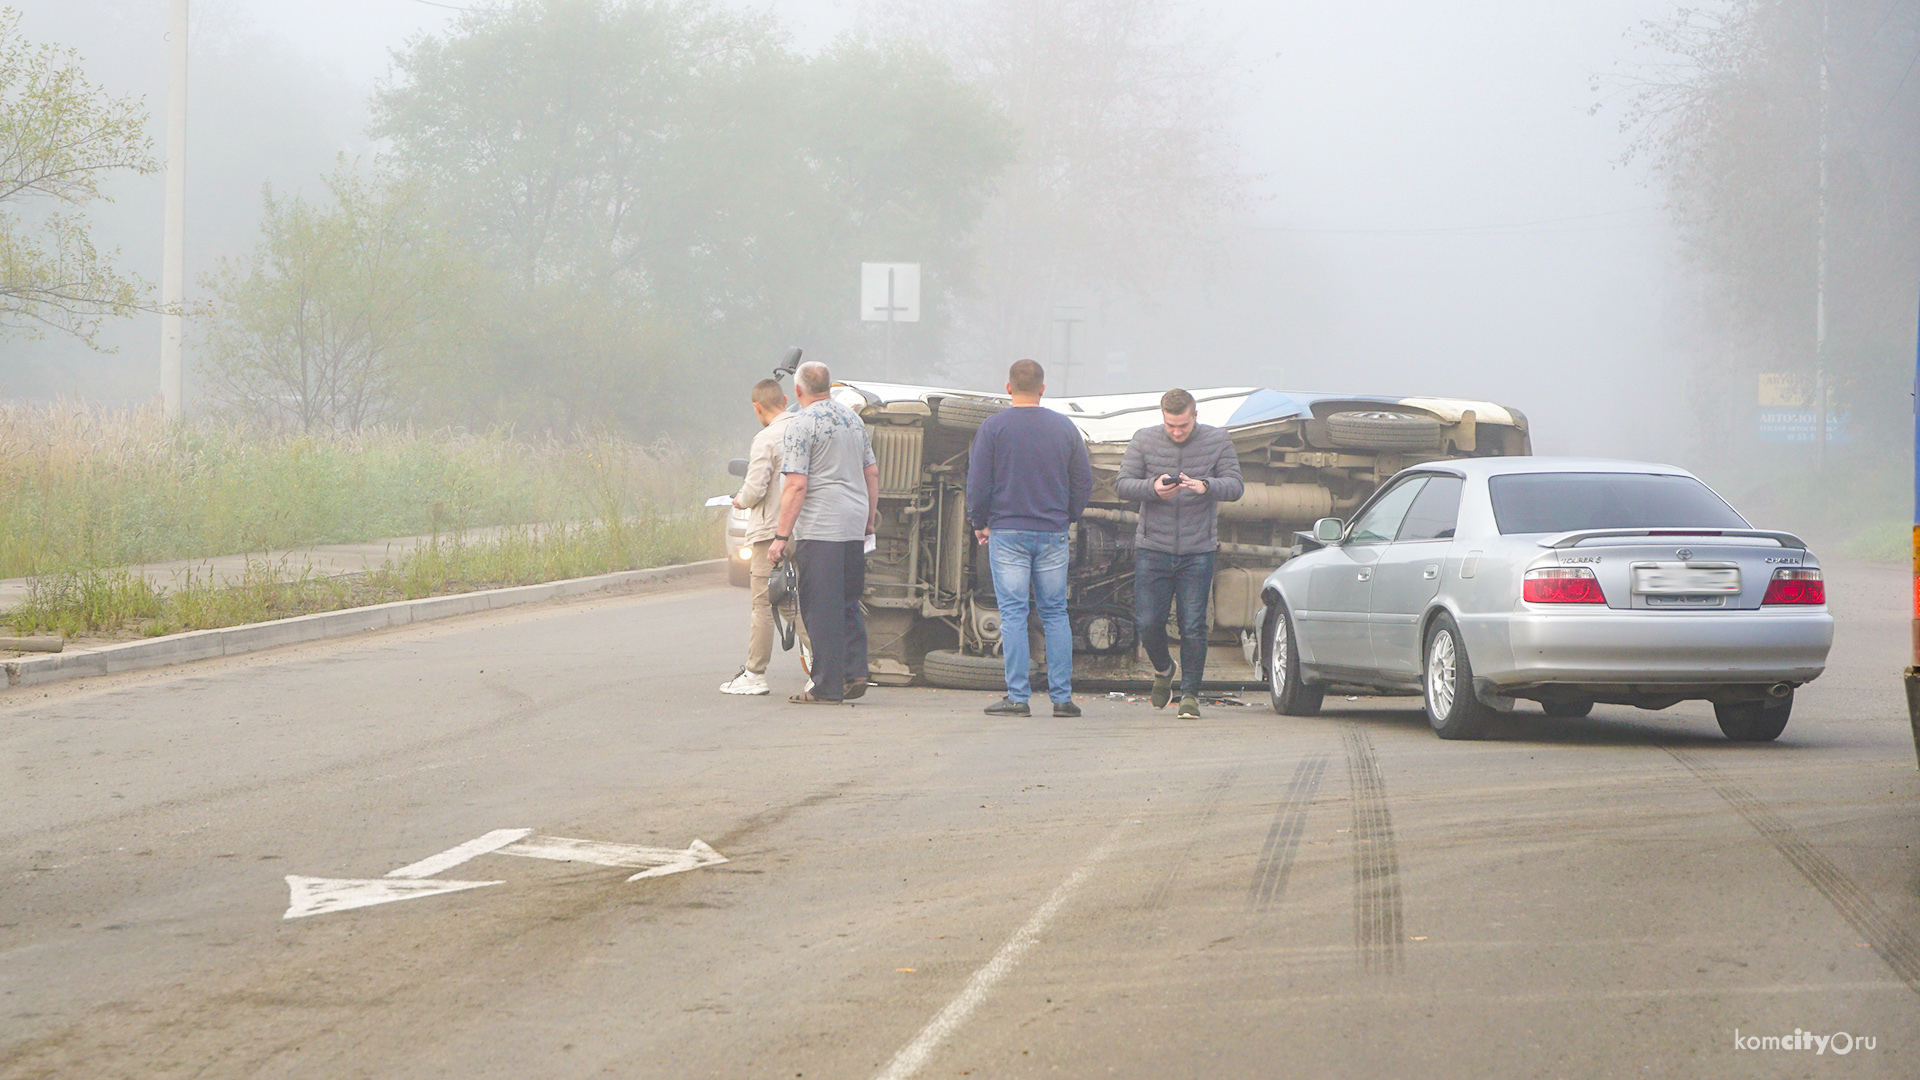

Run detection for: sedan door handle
[[1356, 570, 1371, 582], [1422, 565, 1439, 580]]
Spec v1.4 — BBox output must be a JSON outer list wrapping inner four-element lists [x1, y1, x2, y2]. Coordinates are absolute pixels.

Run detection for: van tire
[[934, 395, 1010, 431], [1325, 410, 1443, 452], [922, 649, 1007, 690]]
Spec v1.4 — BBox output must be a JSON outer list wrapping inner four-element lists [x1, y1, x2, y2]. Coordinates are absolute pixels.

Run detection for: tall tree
[[871, 0, 1249, 374], [0, 8, 159, 347], [369, 0, 1013, 427], [1615, 0, 1920, 452], [200, 164, 450, 431]]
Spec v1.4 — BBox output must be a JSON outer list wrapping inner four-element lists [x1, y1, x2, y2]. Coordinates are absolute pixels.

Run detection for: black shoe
[[1053, 699, 1082, 717], [985, 697, 1031, 717], [843, 678, 869, 700]]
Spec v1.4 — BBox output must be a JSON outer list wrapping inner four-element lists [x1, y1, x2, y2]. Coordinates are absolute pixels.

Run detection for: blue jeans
[[1135, 549, 1214, 696], [987, 529, 1073, 704]]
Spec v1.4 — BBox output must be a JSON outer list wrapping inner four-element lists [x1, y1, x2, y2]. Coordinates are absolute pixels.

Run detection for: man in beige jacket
[[719, 378, 811, 694]]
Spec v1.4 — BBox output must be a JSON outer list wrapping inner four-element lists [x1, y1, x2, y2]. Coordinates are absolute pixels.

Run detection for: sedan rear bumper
[[1467, 608, 1833, 687]]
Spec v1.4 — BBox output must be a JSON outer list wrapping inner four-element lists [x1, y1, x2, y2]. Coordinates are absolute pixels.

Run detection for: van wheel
[[1265, 603, 1323, 716], [1325, 410, 1443, 452], [1424, 613, 1490, 739], [922, 649, 1006, 690], [1715, 693, 1792, 741], [934, 395, 1010, 431]]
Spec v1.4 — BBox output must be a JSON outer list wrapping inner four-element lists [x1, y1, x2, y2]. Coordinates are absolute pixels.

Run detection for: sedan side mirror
[[1313, 517, 1345, 544], [727, 457, 749, 477]]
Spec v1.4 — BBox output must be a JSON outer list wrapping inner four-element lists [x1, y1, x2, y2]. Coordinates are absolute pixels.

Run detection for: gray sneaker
[[1177, 694, 1200, 720], [1150, 667, 1175, 709]]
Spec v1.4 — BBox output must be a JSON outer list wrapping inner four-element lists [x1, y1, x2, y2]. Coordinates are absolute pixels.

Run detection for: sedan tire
[[1265, 603, 1324, 716], [1542, 700, 1594, 718], [1424, 613, 1491, 740], [1714, 692, 1792, 742]]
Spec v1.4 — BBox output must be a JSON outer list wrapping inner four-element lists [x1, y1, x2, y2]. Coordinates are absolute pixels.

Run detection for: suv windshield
[[1488, 473, 1748, 534]]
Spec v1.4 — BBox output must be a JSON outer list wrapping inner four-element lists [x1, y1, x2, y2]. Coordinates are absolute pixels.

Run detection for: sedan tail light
[[1524, 566, 1606, 604], [1762, 567, 1825, 605]]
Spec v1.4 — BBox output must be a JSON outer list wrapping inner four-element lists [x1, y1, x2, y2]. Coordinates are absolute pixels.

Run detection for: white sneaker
[[719, 669, 769, 695]]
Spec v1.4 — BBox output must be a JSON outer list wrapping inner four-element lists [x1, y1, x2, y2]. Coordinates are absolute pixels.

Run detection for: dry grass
[[0, 400, 714, 578], [0, 402, 722, 635]]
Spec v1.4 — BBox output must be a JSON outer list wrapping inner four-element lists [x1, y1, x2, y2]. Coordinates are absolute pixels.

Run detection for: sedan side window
[[1347, 477, 1428, 544], [1397, 476, 1464, 541]]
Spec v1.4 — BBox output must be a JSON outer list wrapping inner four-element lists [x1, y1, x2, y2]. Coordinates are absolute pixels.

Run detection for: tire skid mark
[[1344, 726, 1404, 974], [1141, 767, 1238, 912], [1248, 753, 1330, 912], [1667, 748, 1920, 996]]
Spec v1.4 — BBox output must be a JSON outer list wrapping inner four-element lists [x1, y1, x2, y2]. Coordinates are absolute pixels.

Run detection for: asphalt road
[[2, 561, 1916, 1079]]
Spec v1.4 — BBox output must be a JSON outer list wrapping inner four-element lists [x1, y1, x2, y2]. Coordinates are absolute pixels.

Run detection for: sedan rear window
[[1488, 473, 1748, 534]]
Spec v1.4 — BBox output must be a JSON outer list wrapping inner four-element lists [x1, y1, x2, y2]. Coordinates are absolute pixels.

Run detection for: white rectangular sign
[[861, 262, 920, 322]]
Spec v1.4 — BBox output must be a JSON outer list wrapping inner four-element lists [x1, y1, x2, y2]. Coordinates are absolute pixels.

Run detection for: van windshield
[[1488, 473, 1748, 534]]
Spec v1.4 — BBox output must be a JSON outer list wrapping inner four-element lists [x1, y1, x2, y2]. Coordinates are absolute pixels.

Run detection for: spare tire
[[1324, 410, 1443, 452], [922, 648, 1007, 690], [934, 395, 1010, 431]]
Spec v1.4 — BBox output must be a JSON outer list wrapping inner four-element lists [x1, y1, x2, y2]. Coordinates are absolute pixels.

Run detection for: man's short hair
[[795, 360, 832, 396], [1008, 359, 1044, 395], [1161, 387, 1196, 415], [751, 378, 786, 411]]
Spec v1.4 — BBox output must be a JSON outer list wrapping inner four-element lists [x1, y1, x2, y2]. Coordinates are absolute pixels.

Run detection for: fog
[[3, 0, 1905, 485]]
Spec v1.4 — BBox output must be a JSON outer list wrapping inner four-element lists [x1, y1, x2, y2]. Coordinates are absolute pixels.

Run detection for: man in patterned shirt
[[768, 361, 879, 704]]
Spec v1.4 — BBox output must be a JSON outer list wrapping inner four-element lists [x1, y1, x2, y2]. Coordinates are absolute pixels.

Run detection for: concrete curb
[[3, 559, 725, 692]]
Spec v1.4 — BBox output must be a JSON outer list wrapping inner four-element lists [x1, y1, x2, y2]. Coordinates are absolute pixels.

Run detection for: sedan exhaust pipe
[[1768, 682, 1794, 698]]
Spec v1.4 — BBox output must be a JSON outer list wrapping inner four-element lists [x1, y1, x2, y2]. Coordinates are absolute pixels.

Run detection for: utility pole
[[1814, 0, 1830, 473], [160, 0, 187, 418]]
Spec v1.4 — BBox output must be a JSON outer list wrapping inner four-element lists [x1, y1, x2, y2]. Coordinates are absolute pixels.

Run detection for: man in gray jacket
[[1115, 388, 1244, 718]]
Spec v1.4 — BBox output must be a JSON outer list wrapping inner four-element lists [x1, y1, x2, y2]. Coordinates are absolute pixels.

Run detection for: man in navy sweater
[[966, 359, 1093, 717]]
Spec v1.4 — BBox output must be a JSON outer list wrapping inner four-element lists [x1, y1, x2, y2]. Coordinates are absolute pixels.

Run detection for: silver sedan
[[1257, 457, 1834, 741]]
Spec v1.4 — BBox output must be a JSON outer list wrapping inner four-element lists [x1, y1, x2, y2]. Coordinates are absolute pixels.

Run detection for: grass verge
[[0, 401, 715, 579], [6, 514, 714, 640]]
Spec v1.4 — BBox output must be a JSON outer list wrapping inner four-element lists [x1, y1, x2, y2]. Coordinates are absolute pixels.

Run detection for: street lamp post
[[160, 0, 187, 418]]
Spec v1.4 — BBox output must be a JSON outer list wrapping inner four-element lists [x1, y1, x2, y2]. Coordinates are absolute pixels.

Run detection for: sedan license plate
[[1632, 563, 1740, 595]]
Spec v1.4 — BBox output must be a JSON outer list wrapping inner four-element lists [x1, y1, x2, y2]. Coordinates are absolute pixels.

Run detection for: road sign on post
[[862, 263, 920, 381]]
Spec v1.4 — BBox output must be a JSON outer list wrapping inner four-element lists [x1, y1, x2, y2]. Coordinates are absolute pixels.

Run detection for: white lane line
[[873, 828, 1126, 1080], [387, 828, 531, 879]]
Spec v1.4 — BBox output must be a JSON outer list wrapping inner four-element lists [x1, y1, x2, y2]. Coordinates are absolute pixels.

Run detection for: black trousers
[[794, 539, 867, 699]]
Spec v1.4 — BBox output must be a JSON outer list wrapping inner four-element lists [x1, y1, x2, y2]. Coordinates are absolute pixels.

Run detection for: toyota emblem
[[1676, 548, 1693, 560]]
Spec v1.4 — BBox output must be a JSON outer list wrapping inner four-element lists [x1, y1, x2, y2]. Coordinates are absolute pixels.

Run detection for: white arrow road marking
[[386, 828, 532, 879], [494, 835, 729, 880], [283, 875, 501, 920], [284, 831, 727, 918]]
